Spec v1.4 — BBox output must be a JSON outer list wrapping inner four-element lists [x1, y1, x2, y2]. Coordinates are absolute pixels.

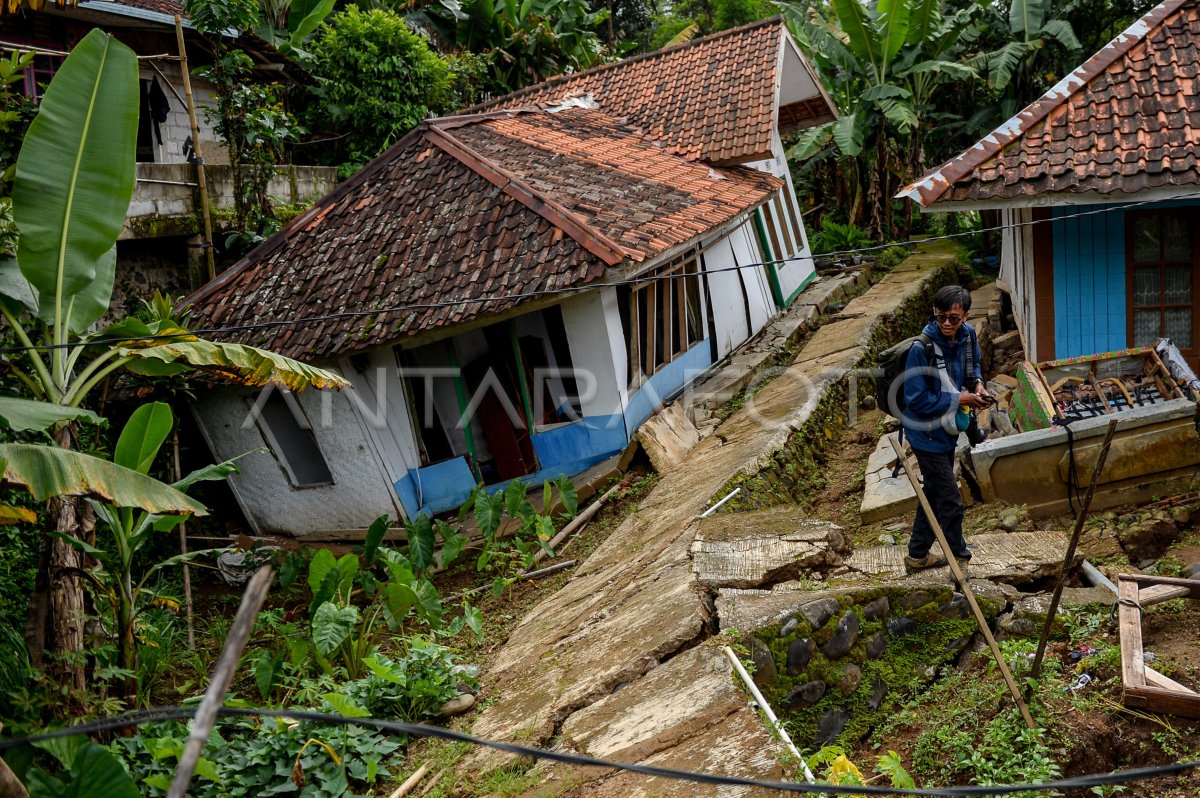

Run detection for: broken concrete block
[[691, 508, 849, 588], [635, 402, 701, 474]]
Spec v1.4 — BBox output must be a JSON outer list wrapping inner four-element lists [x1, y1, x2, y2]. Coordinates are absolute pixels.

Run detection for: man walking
[[901, 285, 989, 571]]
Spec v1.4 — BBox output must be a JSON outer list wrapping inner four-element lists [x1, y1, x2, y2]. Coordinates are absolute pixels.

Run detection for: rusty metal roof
[[900, 0, 1198, 207], [183, 108, 780, 360], [464, 17, 835, 166]]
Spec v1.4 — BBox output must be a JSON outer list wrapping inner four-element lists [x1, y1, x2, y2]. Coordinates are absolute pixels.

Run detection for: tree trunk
[[46, 496, 87, 694]]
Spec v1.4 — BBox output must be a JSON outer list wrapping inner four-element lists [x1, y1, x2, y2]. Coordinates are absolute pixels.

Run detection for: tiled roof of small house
[[464, 17, 835, 166], [901, 0, 1200, 207], [105, 0, 184, 16], [183, 107, 781, 361]]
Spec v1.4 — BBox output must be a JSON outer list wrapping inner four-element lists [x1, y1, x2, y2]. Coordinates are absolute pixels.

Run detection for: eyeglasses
[[934, 313, 964, 325]]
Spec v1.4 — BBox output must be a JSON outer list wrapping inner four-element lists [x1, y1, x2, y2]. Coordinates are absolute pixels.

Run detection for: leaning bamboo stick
[[387, 763, 430, 798], [172, 430, 196, 650], [1030, 417, 1118, 683], [888, 434, 1037, 730]]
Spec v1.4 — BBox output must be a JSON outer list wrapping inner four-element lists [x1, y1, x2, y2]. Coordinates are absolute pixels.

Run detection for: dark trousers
[[909, 448, 969, 559]]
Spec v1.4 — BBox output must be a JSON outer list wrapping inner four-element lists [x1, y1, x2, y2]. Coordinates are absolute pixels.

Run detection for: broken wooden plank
[[1145, 666, 1198, 695], [1124, 685, 1200, 719], [1138, 583, 1193, 607], [1126, 573, 1200, 599], [1118, 577, 1146, 690]]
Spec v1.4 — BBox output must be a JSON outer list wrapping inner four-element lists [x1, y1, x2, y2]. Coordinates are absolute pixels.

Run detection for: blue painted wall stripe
[[1051, 200, 1200, 359]]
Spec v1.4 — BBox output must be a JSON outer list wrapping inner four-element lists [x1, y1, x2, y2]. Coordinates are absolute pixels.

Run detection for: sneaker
[[903, 553, 947, 571]]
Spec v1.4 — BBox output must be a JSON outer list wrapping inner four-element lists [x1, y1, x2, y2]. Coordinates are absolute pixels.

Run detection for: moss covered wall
[[716, 254, 962, 512]]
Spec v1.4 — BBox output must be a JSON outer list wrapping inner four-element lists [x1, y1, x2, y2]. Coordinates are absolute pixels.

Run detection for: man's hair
[[933, 285, 972, 312]]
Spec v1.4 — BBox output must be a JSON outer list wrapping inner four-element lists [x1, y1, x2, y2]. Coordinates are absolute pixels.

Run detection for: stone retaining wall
[[743, 583, 1003, 748]]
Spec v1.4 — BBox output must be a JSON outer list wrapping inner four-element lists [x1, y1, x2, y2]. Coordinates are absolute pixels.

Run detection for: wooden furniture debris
[[1118, 573, 1200, 718], [1012, 343, 1197, 432]]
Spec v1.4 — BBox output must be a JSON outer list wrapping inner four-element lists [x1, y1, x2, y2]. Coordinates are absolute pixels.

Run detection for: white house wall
[[704, 234, 753, 359], [747, 133, 818, 303], [137, 59, 226, 165], [191, 375, 404, 536], [561, 289, 627, 421], [1000, 207, 1039, 360]]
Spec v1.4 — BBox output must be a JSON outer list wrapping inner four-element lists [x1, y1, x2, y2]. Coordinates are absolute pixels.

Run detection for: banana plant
[[0, 29, 347, 686], [47, 402, 247, 704]]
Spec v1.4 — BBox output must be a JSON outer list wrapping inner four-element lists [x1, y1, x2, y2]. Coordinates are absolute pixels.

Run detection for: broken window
[[250, 390, 335, 488], [1128, 211, 1197, 351], [624, 251, 704, 384]]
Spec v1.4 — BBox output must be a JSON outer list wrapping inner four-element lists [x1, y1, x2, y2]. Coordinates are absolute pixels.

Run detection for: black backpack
[[875, 330, 977, 418], [875, 334, 933, 418]]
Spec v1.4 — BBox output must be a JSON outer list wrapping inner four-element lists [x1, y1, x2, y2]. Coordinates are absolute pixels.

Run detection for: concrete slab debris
[[691, 509, 849, 588], [636, 403, 701, 474]]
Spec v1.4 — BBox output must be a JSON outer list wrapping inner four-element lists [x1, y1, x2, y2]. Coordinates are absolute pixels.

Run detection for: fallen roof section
[[183, 107, 781, 361], [465, 17, 835, 165], [899, 0, 1197, 208]]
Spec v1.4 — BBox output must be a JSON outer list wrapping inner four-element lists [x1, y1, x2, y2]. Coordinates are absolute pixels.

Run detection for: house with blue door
[[900, 0, 1200, 369], [183, 18, 835, 536]]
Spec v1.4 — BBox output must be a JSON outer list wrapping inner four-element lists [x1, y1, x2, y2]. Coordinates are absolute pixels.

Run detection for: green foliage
[[810, 218, 874, 255], [345, 639, 470, 721], [26, 741, 140, 798], [305, 7, 453, 169], [111, 716, 402, 798]]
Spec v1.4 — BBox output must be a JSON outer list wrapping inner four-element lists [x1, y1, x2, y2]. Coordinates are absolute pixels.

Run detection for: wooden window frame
[[627, 251, 703, 386], [1125, 209, 1200, 361]]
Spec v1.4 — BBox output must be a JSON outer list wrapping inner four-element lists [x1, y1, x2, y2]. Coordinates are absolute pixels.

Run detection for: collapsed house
[[182, 18, 838, 536]]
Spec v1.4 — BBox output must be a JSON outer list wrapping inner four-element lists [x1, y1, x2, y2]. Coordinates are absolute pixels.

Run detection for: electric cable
[[0, 190, 1194, 358], [0, 706, 1196, 797]]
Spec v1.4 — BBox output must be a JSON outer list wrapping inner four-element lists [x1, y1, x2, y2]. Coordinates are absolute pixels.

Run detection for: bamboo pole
[[174, 16, 216, 283], [172, 430, 196, 650], [168, 566, 273, 798], [387, 763, 430, 798], [887, 434, 1037, 730], [531, 480, 621, 565], [1029, 417, 1119, 683]]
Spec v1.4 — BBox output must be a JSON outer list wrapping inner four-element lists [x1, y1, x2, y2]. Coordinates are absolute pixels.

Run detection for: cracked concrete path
[[464, 242, 959, 793]]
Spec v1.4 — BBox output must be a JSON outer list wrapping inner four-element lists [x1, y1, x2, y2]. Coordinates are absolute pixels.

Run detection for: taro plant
[[0, 29, 347, 692], [470, 476, 578, 593]]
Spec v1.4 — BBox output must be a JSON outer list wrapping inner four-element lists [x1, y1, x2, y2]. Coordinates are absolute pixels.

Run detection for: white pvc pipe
[[721, 646, 819, 786], [701, 487, 741, 517], [1080, 560, 1118, 595]]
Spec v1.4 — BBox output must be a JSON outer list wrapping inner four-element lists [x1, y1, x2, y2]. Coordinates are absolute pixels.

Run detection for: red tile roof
[[901, 0, 1200, 207], [465, 17, 834, 166], [106, 0, 185, 16], [184, 108, 780, 360]]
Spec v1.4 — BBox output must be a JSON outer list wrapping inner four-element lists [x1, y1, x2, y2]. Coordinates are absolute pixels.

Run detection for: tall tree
[[783, 0, 980, 237]]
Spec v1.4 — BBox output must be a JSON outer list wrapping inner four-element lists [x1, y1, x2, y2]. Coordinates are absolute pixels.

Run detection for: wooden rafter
[[1118, 573, 1200, 718]]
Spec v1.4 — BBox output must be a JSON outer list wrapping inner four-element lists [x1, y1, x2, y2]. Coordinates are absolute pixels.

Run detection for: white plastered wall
[[560, 288, 627, 424], [999, 207, 1039, 360], [701, 222, 775, 358], [190, 369, 404, 536]]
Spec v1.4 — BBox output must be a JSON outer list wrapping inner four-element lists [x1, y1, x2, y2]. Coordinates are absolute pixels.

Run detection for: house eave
[[919, 184, 1200, 213]]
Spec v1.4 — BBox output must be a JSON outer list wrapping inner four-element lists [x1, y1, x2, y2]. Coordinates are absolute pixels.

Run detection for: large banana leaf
[[831, 0, 880, 70], [1009, 0, 1048, 39], [12, 29, 137, 333], [1038, 18, 1080, 51], [876, 0, 912, 68], [0, 443, 207, 514], [0, 397, 104, 432], [119, 339, 349, 391], [0, 254, 37, 316]]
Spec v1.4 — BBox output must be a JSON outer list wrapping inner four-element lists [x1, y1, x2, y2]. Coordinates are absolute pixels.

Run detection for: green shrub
[[305, 7, 453, 169], [810, 218, 873, 255]]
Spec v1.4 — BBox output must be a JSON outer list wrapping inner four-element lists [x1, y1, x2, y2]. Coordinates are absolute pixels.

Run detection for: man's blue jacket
[[901, 319, 983, 453]]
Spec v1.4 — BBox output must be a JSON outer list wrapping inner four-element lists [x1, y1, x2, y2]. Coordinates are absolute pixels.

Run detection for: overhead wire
[[0, 705, 1195, 797], [0, 191, 1193, 357]]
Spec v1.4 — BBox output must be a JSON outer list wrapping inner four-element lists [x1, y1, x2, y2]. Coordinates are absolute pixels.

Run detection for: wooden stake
[[174, 16, 216, 283], [172, 430, 196, 650], [168, 566, 273, 798], [887, 434, 1037, 730], [387, 763, 430, 798], [1029, 417, 1119, 683]]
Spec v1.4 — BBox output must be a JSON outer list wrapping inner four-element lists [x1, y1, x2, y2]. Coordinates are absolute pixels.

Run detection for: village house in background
[[901, 0, 1200, 369], [898, 0, 1200, 518], [183, 18, 837, 535], [1, 0, 336, 310]]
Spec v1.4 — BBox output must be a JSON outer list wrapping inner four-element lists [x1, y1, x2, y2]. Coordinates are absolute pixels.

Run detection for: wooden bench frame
[[1118, 573, 1200, 718]]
